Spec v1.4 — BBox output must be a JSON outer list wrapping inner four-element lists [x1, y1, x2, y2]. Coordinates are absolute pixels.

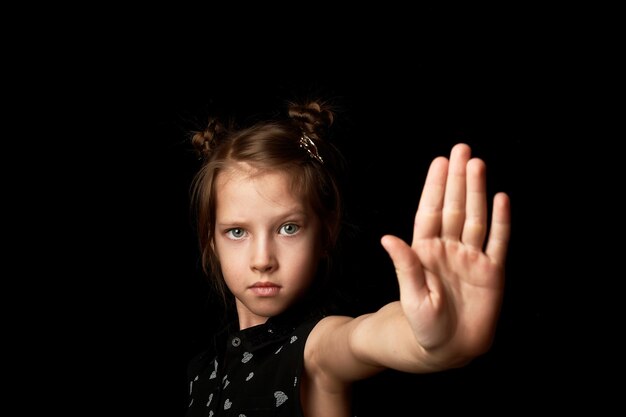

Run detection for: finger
[[381, 234, 427, 298], [441, 143, 472, 241], [485, 192, 511, 266], [412, 156, 448, 243], [461, 157, 488, 249]]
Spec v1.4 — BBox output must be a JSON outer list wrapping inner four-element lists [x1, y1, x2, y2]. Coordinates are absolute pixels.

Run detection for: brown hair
[[189, 100, 345, 307]]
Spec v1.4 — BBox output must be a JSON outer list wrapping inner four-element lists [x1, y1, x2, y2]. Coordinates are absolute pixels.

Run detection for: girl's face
[[214, 163, 323, 329]]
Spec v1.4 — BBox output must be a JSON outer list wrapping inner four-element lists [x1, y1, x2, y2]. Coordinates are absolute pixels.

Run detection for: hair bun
[[287, 101, 334, 140], [191, 118, 226, 160]]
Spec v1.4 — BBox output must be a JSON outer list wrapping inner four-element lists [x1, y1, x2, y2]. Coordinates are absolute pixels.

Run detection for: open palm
[[381, 143, 511, 359]]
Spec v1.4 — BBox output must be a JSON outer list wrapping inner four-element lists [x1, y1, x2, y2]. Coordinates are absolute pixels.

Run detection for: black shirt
[[186, 308, 325, 416]]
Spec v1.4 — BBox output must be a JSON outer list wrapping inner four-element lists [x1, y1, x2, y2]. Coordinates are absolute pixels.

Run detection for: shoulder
[[305, 314, 357, 360], [309, 314, 361, 341], [186, 321, 233, 378], [186, 346, 217, 379]]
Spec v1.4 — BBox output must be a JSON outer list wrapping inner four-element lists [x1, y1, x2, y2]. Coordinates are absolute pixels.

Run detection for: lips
[[249, 282, 281, 297]]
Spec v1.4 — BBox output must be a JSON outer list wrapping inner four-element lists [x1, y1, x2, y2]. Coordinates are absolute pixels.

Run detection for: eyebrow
[[216, 210, 310, 226]]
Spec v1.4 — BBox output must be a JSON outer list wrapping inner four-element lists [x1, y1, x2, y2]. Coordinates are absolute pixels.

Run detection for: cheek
[[219, 256, 246, 293], [214, 241, 241, 274], [287, 241, 322, 277]]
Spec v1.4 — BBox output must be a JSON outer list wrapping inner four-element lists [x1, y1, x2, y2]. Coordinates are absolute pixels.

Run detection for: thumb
[[380, 235, 427, 298]]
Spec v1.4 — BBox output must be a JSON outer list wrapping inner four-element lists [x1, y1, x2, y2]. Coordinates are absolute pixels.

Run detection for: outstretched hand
[[381, 143, 511, 361]]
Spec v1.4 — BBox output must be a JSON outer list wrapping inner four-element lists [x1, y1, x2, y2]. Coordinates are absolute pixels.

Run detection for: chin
[[252, 305, 288, 319], [247, 298, 292, 318]]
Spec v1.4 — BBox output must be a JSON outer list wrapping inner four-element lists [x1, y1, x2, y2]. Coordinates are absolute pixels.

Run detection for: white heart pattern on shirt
[[242, 352, 253, 363], [224, 399, 232, 410], [245, 372, 254, 381], [274, 391, 288, 407]]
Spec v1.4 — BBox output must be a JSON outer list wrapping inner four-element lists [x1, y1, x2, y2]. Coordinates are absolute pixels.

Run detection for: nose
[[250, 236, 277, 273]]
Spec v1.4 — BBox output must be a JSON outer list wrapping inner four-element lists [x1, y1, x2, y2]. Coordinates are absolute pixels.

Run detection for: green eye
[[227, 228, 245, 239], [280, 223, 299, 235]]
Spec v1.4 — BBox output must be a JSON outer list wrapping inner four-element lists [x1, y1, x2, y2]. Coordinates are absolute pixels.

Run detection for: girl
[[185, 99, 510, 416]]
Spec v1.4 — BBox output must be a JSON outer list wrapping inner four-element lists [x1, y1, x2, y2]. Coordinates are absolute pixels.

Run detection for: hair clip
[[299, 133, 324, 164]]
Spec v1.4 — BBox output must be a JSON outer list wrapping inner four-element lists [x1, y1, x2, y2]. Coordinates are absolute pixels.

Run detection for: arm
[[306, 143, 511, 383]]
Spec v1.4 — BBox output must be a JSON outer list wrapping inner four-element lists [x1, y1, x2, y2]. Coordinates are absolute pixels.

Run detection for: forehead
[[215, 162, 307, 211]]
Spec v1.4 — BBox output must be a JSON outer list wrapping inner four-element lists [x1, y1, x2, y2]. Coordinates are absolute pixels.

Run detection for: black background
[[123, 52, 556, 416], [34, 4, 615, 415]]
